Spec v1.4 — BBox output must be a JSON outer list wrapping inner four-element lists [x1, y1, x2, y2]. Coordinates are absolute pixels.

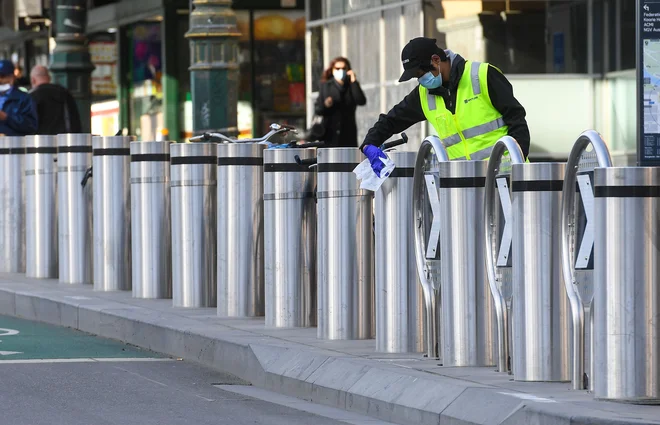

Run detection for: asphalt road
[[0, 315, 390, 425]]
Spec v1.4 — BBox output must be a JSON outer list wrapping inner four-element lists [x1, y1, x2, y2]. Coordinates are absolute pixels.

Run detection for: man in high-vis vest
[[361, 37, 530, 175]]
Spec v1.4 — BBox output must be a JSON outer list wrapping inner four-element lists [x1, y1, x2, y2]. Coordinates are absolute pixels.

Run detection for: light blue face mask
[[418, 71, 442, 89]]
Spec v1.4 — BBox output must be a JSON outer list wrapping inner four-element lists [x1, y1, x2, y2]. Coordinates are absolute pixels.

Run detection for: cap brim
[[398, 67, 418, 83]]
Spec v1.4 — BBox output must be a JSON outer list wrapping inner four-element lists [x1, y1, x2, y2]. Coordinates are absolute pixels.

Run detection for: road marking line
[[0, 357, 173, 364]]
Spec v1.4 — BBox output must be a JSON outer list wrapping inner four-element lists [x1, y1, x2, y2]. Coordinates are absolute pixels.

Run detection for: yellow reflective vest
[[419, 61, 508, 161]]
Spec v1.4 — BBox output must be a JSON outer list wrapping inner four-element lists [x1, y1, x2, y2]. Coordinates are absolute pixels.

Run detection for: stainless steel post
[[171, 143, 217, 307], [511, 162, 571, 382], [439, 160, 496, 367], [484, 137, 525, 373], [93, 136, 133, 291], [217, 143, 265, 317], [375, 151, 423, 353], [57, 134, 93, 284], [0, 137, 25, 273], [593, 167, 660, 403], [264, 148, 316, 328], [317, 148, 374, 340], [131, 141, 172, 299], [561, 130, 612, 390], [412, 136, 449, 359], [25, 135, 58, 278]]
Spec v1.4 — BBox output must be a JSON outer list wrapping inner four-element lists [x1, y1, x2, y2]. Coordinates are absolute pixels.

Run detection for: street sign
[[637, 0, 660, 165]]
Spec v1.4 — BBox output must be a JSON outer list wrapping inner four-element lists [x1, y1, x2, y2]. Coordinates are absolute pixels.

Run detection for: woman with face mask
[[311, 57, 367, 147]]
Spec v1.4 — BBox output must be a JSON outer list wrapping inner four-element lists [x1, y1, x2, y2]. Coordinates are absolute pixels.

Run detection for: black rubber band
[[388, 167, 415, 178], [93, 148, 130, 156], [594, 186, 660, 198], [58, 145, 92, 153], [512, 180, 564, 192], [317, 163, 358, 173], [131, 154, 171, 162], [26, 147, 57, 154], [264, 163, 314, 173], [171, 156, 217, 165], [439, 177, 486, 188], [0, 148, 25, 155], [217, 157, 264, 166]]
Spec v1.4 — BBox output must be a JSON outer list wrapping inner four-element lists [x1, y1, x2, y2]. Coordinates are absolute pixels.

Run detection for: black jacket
[[314, 78, 367, 147], [361, 53, 531, 158], [30, 83, 82, 135]]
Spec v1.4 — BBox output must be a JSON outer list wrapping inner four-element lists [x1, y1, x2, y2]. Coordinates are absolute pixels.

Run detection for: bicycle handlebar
[[381, 133, 408, 151]]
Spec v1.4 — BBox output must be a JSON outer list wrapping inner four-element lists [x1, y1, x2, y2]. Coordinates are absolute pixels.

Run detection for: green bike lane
[[0, 314, 165, 361]]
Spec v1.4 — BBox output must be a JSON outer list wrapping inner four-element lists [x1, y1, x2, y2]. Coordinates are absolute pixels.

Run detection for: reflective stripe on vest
[[419, 61, 509, 161]]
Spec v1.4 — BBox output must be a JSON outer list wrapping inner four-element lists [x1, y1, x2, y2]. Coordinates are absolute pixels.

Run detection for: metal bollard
[[375, 151, 423, 353], [25, 135, 58, 278], [593, 167, 660, 403], [412, 136, 449, 359], [264, 148, 316, 328], [439, 160, 496, 367], [217, 143, 266, 317], [561, 130, 612, 391], [317, 148, 374, 340], [0, 136, 25, 273], [93, 136, 133, 291], [57, 134, 93, 284], [131, 141, 172, 299], [511, 162, 571, 382], [171, 143, 217, 307]]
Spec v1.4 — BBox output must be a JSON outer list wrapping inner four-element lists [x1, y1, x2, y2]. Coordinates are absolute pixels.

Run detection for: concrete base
[[0, 274, 658, 425]]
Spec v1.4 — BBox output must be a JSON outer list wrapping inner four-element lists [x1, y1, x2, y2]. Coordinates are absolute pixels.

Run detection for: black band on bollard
[[388, 167, 415, 178], [26, 147, 57, 154], [594, 185, 660, 198], [0, 148, 25, 154], [131, 154, 171, 162], [171, 156, 217, 165], [264, 163, 314, 173], [217, 157, 264, 166], [59, 145, 93, 153], [93, 148, 131, 156], [317, 163, 358, 173], [512, 180, 564, 192], [438, 176, 486, 188]]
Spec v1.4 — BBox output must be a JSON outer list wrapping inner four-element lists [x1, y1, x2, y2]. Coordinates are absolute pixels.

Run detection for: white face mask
[[333, 69, 346, 82], [0, 84, 11, 93]]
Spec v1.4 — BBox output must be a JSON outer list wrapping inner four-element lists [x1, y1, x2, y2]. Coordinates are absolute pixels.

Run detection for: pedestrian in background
[[29, 65, 82, 135], [312, 57, 366, 147], [0, 60, 38, 137]]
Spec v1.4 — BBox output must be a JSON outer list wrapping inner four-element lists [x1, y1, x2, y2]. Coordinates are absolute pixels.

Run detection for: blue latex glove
[[362, 145, 388, 177]]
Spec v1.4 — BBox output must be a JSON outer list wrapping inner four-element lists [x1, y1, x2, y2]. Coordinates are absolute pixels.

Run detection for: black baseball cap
[[399, 37, 446, 82]]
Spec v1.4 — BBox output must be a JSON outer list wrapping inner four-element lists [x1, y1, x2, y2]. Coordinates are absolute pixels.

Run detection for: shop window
[[236, 10, 306, 138]]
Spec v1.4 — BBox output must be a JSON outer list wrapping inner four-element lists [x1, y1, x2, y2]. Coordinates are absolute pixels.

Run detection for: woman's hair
[[321, 56, 352, 82]]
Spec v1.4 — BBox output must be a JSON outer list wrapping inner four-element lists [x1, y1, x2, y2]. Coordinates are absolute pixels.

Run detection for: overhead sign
[[638, 0, 660, 165]]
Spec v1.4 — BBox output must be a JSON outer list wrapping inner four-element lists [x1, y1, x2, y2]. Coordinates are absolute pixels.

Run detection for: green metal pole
[[50, 0, 95, 133], [162, 2, 180, 141], [186, 0, 240, 137]]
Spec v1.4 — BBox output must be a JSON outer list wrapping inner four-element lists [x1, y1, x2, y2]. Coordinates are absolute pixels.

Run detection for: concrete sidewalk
[[0, 273, 657, 425]]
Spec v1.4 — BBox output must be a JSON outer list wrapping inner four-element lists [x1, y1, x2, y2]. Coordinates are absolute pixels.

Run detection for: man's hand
[[0, 110, 7, 121], [324, 97, 333, 108], [347, 70, 357, 83]]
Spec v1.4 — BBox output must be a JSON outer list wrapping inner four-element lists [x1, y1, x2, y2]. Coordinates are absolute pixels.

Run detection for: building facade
[[305, 0, 636, 161]]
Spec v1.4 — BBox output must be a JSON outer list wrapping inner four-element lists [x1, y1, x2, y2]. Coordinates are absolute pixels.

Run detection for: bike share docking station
[[412, 129, 660, 403]]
